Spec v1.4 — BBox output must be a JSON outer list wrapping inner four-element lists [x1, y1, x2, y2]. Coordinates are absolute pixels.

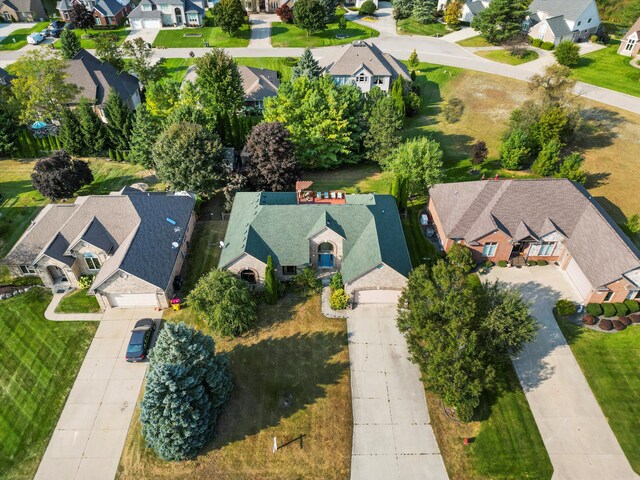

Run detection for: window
[[240, 269, 256, 284], [626, 38, 637, 51], [3, 12, 11, 20], [84, 252, 101, 270], [577, 20, 582, 26], [373, 76, 384, 85], [604, 291, 614, 302], [482, 242, 498, 257], [19, 265, 36, 275], [282, 266, 297, 276], [539, 241, 556, 256], [627, 290, 639, 300], [588, 18, 592, 23], [94, 16, 101, 25], [356, 74, 366, 83]]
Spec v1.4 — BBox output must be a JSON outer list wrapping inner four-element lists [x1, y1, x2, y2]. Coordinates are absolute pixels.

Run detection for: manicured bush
[[537, 260, 548, 266], [630, 313, 640, 323], [599, 318, 613, 331], [330, 288, 350, 310], [330, 272, 343, 292], [484, 260, 494, 268], [498, 260, 508, 267], [531, 38, 542, 48], [589, 34, 598, 43], [624, 299, 640, 313], [78, 275, 94, 289], [359, 0, 377, 15], [602, 303, 617, 318], [614, 302, 629, 317], [541, 41, 555, 50], [612, 319, 626, 331], [556, 299, 577, 317], [582, 314, 598, 326], [586, 303, 603, 316], [619, 316, 632, 326], [526, 260, 537, 266]]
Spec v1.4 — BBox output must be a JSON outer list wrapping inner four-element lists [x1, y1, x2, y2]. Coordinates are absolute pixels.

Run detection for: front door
[[174, 7, 182, 25], [318, 253, 334, 269], [512, 242, 526, 255], [47, 265, 68, 284]]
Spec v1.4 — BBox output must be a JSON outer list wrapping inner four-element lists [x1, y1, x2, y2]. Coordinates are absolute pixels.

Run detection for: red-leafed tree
[[276, 3, 293, 23]]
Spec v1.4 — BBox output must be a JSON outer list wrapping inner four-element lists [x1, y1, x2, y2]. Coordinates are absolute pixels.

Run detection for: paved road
[[35, 310, 159, 480], [347, 304, 448, 480], [486, 266, 639, 480]]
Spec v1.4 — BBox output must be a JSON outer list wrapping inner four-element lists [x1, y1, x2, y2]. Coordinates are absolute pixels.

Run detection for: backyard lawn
[[557, 317, 640, 473], [475, 49, 539, 65], [153, 25, 250, 48], [271, 15, 378, 48], [0, 22, 49, 51], [397, 17, 450, 36], [119, 294, 352, 479], [0, 288, 97, 480], [179, 219, 227, 293], [55, 288, 101, 313], [573, 40, 640, 98]]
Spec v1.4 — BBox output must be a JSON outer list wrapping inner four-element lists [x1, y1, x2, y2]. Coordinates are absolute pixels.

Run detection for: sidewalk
[[440, 26, 478, 43]]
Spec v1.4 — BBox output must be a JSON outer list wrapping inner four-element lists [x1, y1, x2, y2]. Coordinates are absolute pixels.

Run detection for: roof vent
[[171, 242, 179, 249]]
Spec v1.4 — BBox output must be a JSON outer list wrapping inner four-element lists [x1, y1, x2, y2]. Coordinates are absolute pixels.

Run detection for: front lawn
[[397, 17, 450, 36], [0, 22, 49, 51], [55, 288, 101, 313], [456, 34, 493, 47], [235, 57, 298, 82], [557, 316, 640, 473], [70, 26, 129, 49], [475, 49, 539, 65], [152, 25, 250, 48], [160, 58, 194, 83], [0, 288, 97, 479], [573, 40, 640, 98], [118, 294, 352, 479], [271, 19, 378, 47]]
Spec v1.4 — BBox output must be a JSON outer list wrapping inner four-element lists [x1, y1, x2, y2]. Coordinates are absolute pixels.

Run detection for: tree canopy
[[291, 48, 322, 81], [59, 28, 81, 60], [386, 136, 444, 196], [31, 150, 94, 201], [122, 38, 164, 85], [69, 3, 94, 30], [294, 0, 327, 35], [104, 90, 133, 152], [553, 40, 581, 67], [363, 94, 404, 165], [94, 33, 124, 71], [471, 0, 529, 44], [128, 104, 159, 168], [212, 0, 247, 35], [194, 49, 245, 120]]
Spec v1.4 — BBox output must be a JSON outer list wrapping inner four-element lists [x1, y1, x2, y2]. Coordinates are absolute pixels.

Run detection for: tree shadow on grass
[[576, 107, 626, 150], [584, 171, 611, 189], [79, 174, 140, 195], [207, 329, 349, 450]]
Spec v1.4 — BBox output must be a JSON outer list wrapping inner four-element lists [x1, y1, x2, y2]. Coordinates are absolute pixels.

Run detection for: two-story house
[[57, 0, 132, 26], [127, 0, 204, 28], [319, 41, 411, 93], [618, 17, 640, 58], [218, 181, 412, 304], [5, 186, 196, 309], [526, 0, 601, 45]]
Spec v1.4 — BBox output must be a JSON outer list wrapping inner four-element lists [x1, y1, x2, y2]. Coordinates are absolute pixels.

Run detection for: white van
[[27, 32, 45, 45]]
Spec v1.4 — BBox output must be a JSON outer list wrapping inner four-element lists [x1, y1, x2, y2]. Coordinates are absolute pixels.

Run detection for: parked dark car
[[49, 20, 65, 30], [64, 22, 74, 30], [126, 318, 155, 362], [47, 27, 63, 38]]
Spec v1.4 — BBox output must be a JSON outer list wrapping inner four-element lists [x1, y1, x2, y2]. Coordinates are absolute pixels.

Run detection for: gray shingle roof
[[466, 0, 487, 15], [429, 179, 640, 289], [319, 41, 411, 80], [622, 17, 640, 40], [182, 65, 280, 102], [545, 15, 572, 37], [529, 0, 595, 23], [94, 0, 128, 17], [0, 66, 15, 86], [219, 192, 412, 283]]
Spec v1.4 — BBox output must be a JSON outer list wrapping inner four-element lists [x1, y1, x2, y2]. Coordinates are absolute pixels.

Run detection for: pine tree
[[407, 49, 420, 71], [412, 0, 436, 24], [76, 99, 106, 155], [390, 77, 406, 116], [264, 255, 279, 304], [59, 28, 81, 60], [58, 108, 85, 156], [364, 96, 404, 165], [128, 104, 158, 168], [292, 48, 322, 80], [104, 90, 133, 152]]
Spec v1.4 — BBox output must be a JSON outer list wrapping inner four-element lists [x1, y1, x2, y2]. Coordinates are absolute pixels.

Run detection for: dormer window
[[356, 74, 366, 83], [84, 252, 101, 270]]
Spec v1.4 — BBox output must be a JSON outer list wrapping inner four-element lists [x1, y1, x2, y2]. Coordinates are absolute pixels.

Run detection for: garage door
[[130, 19, 161, 29], [107, 293, 158, 308], [565, 258, 591, 302], [353, 289, 401, 305]]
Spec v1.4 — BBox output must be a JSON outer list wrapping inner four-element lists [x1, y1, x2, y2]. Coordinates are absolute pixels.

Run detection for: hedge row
[[530, 38, 555, 50], [108, 149, 129, 162], [587, 300, 639, 318], [13, 130, 62, 158]]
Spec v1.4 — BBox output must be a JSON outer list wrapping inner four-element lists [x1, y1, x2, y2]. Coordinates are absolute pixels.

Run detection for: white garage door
[[353, 289, 401, 305], [107, 293, 158, 308], [565, 258, 592, 302], [130, 18, 162, 29]]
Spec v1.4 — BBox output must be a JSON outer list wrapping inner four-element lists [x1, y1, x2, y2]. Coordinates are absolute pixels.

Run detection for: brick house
[[218, 182, 412, 304], [57, 0, 132, 25], [4, 186, 195, 309], [428, 179, 640, 304]]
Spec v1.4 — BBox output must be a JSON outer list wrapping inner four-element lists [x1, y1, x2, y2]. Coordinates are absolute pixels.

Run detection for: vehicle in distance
[[126, 318, 155, 362], [27, 32, 45, 45]]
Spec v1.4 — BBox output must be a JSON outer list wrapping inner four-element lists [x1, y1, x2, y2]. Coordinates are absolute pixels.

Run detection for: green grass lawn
[[475, 49, 539, 65], [0, 22, 49, 51], [456, 34, 493, 47], [179, 220, 227, 294], [0, 288, 97, 479], [235, 57, 298, 82], [573, 40, 640, 98], [160, 58, 194, 83], [153, 24, 250, 48], [0, 158, 159, 258], [557, 316, 640, 473], [54, 288, 101, 313], [70, 26, 129, 49], [397, 17, 450, 36], [271, 19, 379, 47]]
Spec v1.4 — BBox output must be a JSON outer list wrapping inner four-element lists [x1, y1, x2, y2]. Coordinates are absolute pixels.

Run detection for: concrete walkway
[[248, 14, 273, 48], [486, 266, 638, 480], [347, 304, 448, 480], [35, 310, 160, 480], [440, 26, 478, 43]]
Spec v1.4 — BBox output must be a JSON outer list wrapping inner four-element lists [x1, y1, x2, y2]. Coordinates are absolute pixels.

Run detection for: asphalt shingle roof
[[529, 0, 595, 22], [430, 179, 640, 289], [319, 41, 411, 80], [219, 192, 412, 283]]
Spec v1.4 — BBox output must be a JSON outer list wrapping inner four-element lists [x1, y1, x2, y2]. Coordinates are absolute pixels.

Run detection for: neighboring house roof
[[94, 0, 129, 17], [1, 0, 39, 13], [544, 15, 573, 37], [0, 66, 15, 86], [465, 0, 487, 15], [529, 0, 595, 22], [5, 190, 195, 291], [319, 40, 411, 80], [429, 179, 640, 289], [56, 0, 71, 10], [621, 17, 640, 41], [184, 0, 204, 12], [66, 49, 139, 106], [182, 65, 279, 102], [219, 192, 412, 284]]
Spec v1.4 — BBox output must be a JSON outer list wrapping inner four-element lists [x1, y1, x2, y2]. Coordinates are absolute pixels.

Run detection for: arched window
[[84, 252, 101, 270], [240, 269, 257, 284], [318, 242, 334, 253]]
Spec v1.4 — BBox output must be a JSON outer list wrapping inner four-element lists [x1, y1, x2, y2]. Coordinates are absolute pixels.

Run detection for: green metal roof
[[218, 192, 412, 283]]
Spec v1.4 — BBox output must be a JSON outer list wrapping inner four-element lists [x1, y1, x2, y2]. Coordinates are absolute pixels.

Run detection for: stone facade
[[345, 263, 407, 295], [309, 228, 344, 272]]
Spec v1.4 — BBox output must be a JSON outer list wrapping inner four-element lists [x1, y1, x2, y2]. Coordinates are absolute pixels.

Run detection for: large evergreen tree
[[294, 0, 327, 35], [471, 0, 529, 44], [412, 0, 437, 24], [59, 28, 81, 60], [104, 90, 133, 152], [31, 150, 93, 200], [243, 121, 299, 191], [363, 94, 404, 165], [128, 104, 159, 168], [58, 108, 85, 156], [0, 88, 18, 156], [76, 99, 107, 155], [212, 0, 246, 35], [264, 255, 279, 305], [319, 0, 336, 23], [291, 48, 322, 81], [140, 322, 232, 461], [194, 49, 244, 121]]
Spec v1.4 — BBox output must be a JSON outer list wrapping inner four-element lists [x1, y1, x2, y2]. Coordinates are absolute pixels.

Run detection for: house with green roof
[[218, 185, 412, 304]]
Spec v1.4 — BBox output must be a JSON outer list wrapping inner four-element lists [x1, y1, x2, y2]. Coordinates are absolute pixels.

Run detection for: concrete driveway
[[347, 304, 448, 480], [35, 311, 159, 480], [485, 266, 638, 480]]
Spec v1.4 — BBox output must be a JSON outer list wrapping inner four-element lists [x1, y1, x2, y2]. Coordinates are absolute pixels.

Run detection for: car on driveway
[[27, 32, 45, 45], [126, 318, 155, 362], [49, 20, 65, 30]]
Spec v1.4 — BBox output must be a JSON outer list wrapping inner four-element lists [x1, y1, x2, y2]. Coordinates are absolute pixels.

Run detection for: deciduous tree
[[387, 137, 444, 196], [59, 28, 81, 60], [212, 0, 247, 35], [554, 40, 581, 67], [94, 33, 124, 71], [69, 2, 94, 31], [446, 243, 475, 272], [276, 3, 293, 22], [528, 64, 576, 106], [471, 0, 529, 44], [444, 0, 463, 27], [471, 140, 488, 165], [294, 0, 327, 35], [188, 269, 257, 336], [145, 79, 181, 117], [121, 38, 163, 85], [194, 49, 244, 120], [31, 150, 93, 200]]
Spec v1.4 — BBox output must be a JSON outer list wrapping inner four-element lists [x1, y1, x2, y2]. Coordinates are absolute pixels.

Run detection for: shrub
[[338, 15, 347, 29], [619, 316, 632, 326], [359, 0, 377, 15], [624, 299, 640, 313], [582, 314, 598, 326], [264, 255, 279, 305], [630, 313, 640, 323], [330, 272, 343, 292], [329, 288, 350, 310], [589, 34, 598, 43], [612, 319, 626, 331], [484, 260, 494, 268], [443, 97, 464, 123], [554, 40, 581, 67], [498, 260, 508, 267], [556, 299, 576, 317], [537, 260, 548, 266], [541, 41, 555, 50], [531, 38, 542, 48], [614, 302, 629, 317], [526, 260, 537, 266], [602, 303, 616, 318], [78, 275, 95, 289], [586, 303, 603, 316], [599, 318, 613, 331], [293, 266, 321, 295]]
